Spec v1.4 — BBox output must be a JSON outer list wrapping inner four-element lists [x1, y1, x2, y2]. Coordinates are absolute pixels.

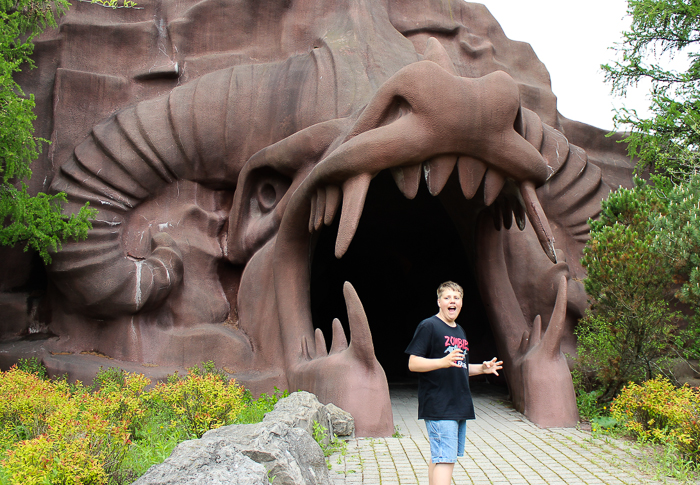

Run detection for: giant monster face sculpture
[[2, 0, 633, 436]]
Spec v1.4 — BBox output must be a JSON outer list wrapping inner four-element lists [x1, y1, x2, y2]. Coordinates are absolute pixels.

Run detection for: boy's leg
[[429, 462, 455, 485], [425, 420, 460, 485]]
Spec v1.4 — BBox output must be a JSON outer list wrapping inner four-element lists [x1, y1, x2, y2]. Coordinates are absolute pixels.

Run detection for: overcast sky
[[476, 0, 648, 130]]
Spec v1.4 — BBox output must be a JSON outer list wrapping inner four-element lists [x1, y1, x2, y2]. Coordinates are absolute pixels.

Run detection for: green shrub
[[0, 366, 70, 450], [185, 360, 229, 383], [15, 358, 47, 380], [654, 174, 700, 325], [577, 178, 692, 402], [0, 367, 138, 484], [611, 377, 700, 464], [576, 389, 605, 421], [146, 370, 244, 439], [3, 433, 107, 485], [236, 387, 289, 425], [0, 362, 277, 483]]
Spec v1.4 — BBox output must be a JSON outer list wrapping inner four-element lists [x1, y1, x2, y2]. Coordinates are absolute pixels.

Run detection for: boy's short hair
[[437, 281, 463, 299]]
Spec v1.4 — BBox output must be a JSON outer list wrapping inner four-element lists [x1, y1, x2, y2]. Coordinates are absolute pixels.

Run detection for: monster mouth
[[273, 138, 556, 377], [267, 58, 563, 424]]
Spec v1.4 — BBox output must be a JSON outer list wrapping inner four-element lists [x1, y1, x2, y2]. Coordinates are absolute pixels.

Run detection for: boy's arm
[[468, 357, 503, 376], [408, 349, 464, 372]]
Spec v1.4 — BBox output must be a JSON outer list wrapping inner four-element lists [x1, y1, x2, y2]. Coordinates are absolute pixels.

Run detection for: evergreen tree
[[577, 177, 687, 401], [578, 0, 700, 400], [602, 0, 700, 179], [0, 0, 95, 264]]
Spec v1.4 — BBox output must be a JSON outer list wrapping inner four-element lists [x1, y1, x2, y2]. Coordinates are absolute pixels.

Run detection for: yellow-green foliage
[[0, 365, 245, 484], [149, 372, 244, 438], [0, 368, 148, 484], [4, 433, 108, 485], [611, 377, 700, 462], [0, 366, 69, 448]]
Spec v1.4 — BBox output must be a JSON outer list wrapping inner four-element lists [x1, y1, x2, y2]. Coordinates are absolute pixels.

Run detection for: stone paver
[[327, 383, 678, 484]]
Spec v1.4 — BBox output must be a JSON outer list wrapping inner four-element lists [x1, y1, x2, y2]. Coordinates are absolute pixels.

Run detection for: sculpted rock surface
[[1, 0, 635, 433]]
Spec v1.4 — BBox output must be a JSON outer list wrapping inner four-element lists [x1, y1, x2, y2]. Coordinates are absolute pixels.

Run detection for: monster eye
[[251, 169, 292, 214], [258, 182, 278, 211]]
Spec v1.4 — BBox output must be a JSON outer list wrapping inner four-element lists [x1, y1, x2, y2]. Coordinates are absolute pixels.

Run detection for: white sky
[[477, 0, 649, 130]]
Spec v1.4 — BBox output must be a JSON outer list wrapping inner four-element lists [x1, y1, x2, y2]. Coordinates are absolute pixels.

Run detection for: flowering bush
[[88, 368, 150, 437], [3, 433, 108, 485], [0, 366, 68, 450], [0, 367, 147, 484], [0, 362, 250, 483], [148, 371, 244, 438], [611, 377, 700, 462]]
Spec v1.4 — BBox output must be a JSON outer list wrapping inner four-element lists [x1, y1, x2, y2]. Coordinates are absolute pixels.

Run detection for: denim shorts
[[425, 419, 466, 463]]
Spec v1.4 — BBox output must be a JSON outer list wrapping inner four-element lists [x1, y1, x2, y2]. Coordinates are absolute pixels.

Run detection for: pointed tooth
[[501, 197, 513, 230], [302, 335, 312, 360], [514, 195, 527, 231], [457, 156, 487, 199], [519, 329, 531, 355], [343, 281, 376, 366], [483, 169, 505, 206], [329, 318, 348, 354], [391, 164, 421, 199], [521, 181, 557, 263], [541, 275, 569, 357], [336, 173, 372, 258], [315, 187, 326, 231], [490, 202, 502, 230], [309, 193, 317, 233], [324, 185, 340, 226], [314, 328, 328, 357], [424, 37, 457, 75], [424, 155, 457, 196], [530, 315, 542, 347]]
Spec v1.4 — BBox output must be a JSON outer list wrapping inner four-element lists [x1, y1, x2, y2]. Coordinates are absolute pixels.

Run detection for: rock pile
[[132, 392, 354, 485]]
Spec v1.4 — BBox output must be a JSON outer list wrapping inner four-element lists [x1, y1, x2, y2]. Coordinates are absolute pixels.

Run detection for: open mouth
[[274, 142, 552, 370], [269, 61, 557, 369], [309, 169, 497, 379]]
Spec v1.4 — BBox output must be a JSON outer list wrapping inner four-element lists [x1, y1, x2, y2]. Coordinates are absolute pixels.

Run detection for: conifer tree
[[578, 0, 700, 399], [0, 0, 96, 263], [603, 0, 700, 179]]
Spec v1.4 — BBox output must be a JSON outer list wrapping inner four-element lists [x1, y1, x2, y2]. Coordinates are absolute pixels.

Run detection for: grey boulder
[[132, 437, 270, 485]]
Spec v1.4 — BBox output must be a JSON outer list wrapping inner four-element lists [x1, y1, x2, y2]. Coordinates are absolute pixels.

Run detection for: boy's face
[[437, 288, 462, 324]]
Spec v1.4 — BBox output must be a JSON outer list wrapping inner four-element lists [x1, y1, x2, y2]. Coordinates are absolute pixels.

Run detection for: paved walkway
[[327, 383, 679, 485]]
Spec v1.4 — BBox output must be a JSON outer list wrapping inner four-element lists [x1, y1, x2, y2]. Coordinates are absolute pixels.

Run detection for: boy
[[405, 281, 502, 485]]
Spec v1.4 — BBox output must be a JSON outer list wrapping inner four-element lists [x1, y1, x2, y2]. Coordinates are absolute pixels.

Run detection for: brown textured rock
[[1, 0, 636, 434]]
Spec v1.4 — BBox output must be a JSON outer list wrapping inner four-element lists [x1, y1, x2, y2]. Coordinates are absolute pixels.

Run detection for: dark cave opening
[[310, 170, 498, 383]]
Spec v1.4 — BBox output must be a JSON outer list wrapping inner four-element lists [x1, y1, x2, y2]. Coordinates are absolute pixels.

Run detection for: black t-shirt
[[404, 315, 476, 420]]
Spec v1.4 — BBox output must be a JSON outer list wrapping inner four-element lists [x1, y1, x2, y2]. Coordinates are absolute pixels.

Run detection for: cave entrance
[[310, 170, 497, 383]]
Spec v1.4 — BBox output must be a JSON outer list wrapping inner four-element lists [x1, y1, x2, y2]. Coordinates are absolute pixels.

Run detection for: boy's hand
[[443, 348, 465, 368], [481, 357, 503, 375]]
